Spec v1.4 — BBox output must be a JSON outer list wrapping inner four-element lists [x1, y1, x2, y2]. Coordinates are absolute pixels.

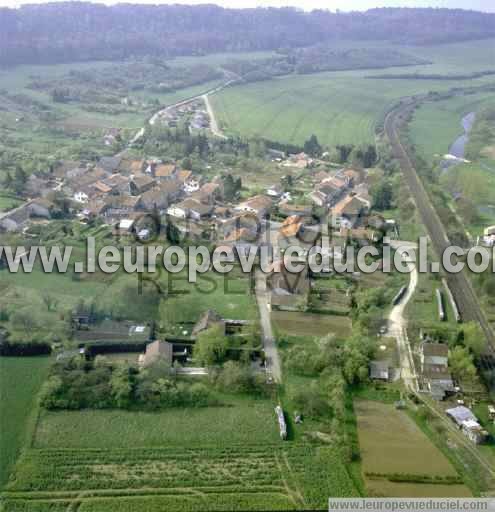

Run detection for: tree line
[[1, 5, 494, 66]]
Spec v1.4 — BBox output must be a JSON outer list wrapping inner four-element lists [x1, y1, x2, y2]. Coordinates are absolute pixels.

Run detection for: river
[[441, 111, 475, 171], [449, 111, 476, 159]]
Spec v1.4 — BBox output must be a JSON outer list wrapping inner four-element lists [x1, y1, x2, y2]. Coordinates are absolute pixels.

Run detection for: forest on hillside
[[0, 4, 494, 66]]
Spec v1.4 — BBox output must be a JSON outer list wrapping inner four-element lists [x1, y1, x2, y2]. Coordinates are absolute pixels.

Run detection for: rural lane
[[129, 77, 235, 145], [255, 269, 282, 383], [386, 242, 419, 391]]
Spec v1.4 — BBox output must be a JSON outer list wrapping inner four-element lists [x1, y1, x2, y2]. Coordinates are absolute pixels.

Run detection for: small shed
[[369, 360, 389, 381]]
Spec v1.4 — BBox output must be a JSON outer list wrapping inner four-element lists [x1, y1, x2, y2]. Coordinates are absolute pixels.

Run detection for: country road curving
[[130, 77, 235, 146], [385, 99, 495, 354]]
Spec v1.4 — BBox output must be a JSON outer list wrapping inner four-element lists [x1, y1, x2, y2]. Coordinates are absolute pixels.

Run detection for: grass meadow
[[409, 92, 495, 162], [211, 39, 495, 148]]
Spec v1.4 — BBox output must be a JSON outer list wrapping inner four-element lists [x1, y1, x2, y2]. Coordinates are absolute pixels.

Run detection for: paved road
[[385, 100, 495, 354], [386, 243, 419, 391], [255, 269, 282, 383], [129, 78, 236, 146]]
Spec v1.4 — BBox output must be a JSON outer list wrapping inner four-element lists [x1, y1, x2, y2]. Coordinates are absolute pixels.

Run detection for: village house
[[284, 152, 313, 169], [331, 195, 370, 229], [139, 180, 182, 212], [102, 174, 131, 196], [235, 195, 273, 219], [420, 342, 454, 400], [139, 340, 173, 368], [341, 168, 363, 186], [277, 215, 319, 250], [153, 163, 178, 181], [322, 175, 349, 194], [27, 198, 54, 219], [278, 203, 313, 218], [446, 406, 489, 444], [130, 175, 156, 196], [67, 167, 110, 202], [98, 155, 122, 174], [268, 259, 310, 311], [217, 212, 260, 240], [104, 195, 141, 220], [192, 182, 222, 205], [80, 198, 108, 220], [310, 182, 342, 207], [167, 198, 213, 221]]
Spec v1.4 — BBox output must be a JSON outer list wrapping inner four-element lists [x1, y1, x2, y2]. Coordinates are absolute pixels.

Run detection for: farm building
[[235, 195, 273, 218], [420, 342, 454, 400], [140, 340, 173, 368], [369, 360, 389, 381], [446, 406, 489, 444]]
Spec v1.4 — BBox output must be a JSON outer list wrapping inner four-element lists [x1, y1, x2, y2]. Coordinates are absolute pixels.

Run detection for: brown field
[[355, 400, 471, 497], [272, 311, 351, 338], [366, 480, 471, 498]]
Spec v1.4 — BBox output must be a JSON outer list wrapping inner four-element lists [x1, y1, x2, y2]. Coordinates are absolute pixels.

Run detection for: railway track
[[384, 99, 495, 355]]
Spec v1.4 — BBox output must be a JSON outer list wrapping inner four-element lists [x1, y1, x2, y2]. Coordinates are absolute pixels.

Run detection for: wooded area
[[1, 5, 494, 66]]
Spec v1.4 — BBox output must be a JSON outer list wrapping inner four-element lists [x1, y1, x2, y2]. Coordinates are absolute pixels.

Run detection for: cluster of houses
[[153, 98, 210, 131], [307, 167, 372, 230]]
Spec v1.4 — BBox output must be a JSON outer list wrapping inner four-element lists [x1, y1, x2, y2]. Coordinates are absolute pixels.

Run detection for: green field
[[210, 39, 495, 148], [0, 357, 52, 488], [409, 93, 495, 161], [5, 393, 360, 510], [34, 397, 280, 448]]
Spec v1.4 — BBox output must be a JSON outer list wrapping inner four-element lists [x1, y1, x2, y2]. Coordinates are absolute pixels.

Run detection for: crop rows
[[8, 445, 287, 493]]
